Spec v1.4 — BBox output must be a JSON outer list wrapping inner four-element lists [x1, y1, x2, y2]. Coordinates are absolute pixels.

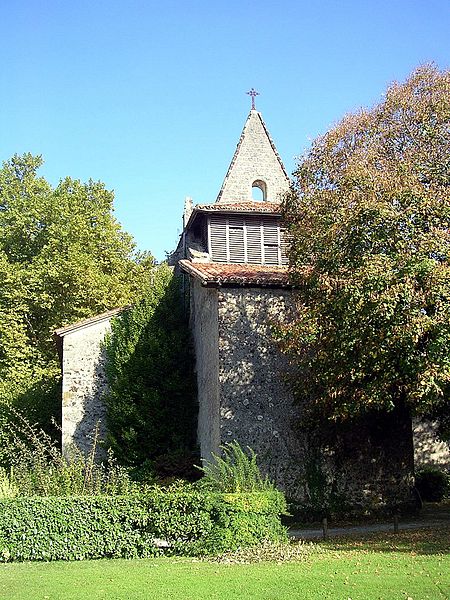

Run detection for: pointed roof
[[216, 110, 290, 204]]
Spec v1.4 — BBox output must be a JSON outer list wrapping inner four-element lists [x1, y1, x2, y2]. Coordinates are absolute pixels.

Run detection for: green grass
[[1, 527, 449, 600]]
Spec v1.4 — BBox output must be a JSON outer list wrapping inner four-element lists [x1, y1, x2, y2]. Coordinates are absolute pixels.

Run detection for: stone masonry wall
[[413, 419, 450, 470], [190, 279, 221, 460], [216, 287, 307, 498], [217, 111, 290, 204], [61, 319, 112, 457], [212, 287, 416, 512]]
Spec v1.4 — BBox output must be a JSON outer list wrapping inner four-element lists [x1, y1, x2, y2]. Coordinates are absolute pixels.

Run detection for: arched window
[[252, 180, 267, 202]]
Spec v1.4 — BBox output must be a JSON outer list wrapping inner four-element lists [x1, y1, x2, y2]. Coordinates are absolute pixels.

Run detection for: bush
[[205, 490, 288, 555], [415, 468, 449, 502], [0, 486, 287, 562]]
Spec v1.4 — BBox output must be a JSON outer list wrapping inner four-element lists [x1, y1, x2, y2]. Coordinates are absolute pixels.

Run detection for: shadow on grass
[[319, 525, 450, 556]]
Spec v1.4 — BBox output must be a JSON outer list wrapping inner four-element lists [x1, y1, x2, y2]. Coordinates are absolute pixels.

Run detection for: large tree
[[281, 65, 450, 433], [0, 153, 154, 426]]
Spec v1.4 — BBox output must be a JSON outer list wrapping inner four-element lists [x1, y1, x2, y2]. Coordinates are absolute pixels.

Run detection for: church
[[55, 98, 449, 511]]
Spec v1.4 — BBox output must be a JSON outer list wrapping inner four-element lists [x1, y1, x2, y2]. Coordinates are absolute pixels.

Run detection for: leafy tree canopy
[[281, 65, 450, 430], [0, 153, 154, 424]]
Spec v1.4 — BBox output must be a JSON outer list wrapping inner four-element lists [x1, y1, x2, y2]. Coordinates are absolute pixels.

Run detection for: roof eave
[[184, 204, 282, 232], [54, 306, 128, 338], [201, 280, 293, 289], [179, 259, 292, 289]]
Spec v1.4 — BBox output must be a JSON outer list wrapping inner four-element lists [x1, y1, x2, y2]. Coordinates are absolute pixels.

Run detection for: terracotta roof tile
[[179, 260, 290, 287]]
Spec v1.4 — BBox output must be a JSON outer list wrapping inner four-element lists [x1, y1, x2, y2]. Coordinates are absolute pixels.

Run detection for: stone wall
[[57, 276, 444, 512], [60, 319, 112, 457], [217, 111, 290, 204], [317, 407, 416, 514], [190, 279, 220, 460], [215, 287, 307, 497], [192, 283, 417, 512], [413, 419, 450, 470]]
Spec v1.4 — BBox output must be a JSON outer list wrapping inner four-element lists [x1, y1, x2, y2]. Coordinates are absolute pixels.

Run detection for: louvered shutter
[[228, 216, 245, 263], [208, 213, 285, 266], [280, 227, 289, 265], [246, 217, 262, 264], [210, 216, 227, 262], [262, 218, 280, 265]]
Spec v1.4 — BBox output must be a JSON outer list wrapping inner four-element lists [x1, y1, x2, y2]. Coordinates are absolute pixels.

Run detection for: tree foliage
[[281, 65, 450, 429], [0, 153, 154, 425], [103, 264, 198, 480]]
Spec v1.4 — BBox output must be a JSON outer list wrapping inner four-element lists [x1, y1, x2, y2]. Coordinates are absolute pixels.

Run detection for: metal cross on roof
[[246, 88, 259, 110]]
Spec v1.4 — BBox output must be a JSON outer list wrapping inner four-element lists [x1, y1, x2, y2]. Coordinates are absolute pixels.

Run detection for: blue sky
[[2, 0, 449, 261]]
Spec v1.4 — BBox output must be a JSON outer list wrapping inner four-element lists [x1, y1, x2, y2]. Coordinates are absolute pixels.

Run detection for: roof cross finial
[[246, 88, 259, 110]]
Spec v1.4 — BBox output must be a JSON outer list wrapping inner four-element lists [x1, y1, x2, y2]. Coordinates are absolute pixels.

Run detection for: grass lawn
[[1, 527, 449, 600]]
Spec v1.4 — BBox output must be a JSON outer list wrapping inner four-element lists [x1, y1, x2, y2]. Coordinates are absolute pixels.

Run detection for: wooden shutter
[[228, 216, 245, 263], [210, 216, 227, 262], [246, 216, 262, 264], [280, 227, 289, 265], [208, 213, 285, 266], [262, 218, 280, 265]]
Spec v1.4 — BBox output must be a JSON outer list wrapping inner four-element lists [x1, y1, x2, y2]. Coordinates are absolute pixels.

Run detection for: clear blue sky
[[2, 0, 449, 261]]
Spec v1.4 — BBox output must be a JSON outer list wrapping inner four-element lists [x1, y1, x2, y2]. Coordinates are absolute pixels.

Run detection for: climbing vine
[[103, 264, 198, 481]]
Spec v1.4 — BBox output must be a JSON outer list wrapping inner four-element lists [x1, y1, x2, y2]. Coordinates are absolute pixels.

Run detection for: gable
[[216, 111, 290, 204]]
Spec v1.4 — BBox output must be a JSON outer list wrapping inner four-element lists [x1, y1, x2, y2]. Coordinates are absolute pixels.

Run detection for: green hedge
[[0, 488, 287, 561]]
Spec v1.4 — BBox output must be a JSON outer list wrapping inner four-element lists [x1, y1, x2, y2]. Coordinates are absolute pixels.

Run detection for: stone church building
[[55, 105, 449, 510]]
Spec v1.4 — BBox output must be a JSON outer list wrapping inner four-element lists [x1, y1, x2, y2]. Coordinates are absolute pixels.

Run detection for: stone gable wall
[[218, 112, 290, 204], [61, 319, 112, 457]]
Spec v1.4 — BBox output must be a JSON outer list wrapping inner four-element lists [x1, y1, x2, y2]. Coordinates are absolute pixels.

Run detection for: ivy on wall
[[103, 264, 198, 481]]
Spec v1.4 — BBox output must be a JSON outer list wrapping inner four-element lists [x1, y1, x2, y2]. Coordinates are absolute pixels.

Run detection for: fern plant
[[198, 441, 274, 493]]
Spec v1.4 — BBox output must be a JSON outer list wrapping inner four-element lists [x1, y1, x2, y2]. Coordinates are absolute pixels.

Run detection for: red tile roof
[[179, 260, 290, 287], [195, 202, 281, 214]]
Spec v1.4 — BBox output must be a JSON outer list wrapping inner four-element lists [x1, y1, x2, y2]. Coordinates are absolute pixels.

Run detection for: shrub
[[204, 489, 288, 555], [198, 441, 275, 493], [415, 468, 449, 502], [0, 486, 287, 562]]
